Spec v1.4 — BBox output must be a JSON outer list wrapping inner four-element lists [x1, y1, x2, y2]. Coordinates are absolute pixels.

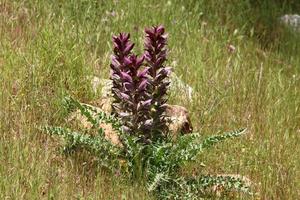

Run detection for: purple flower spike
[[110, 33, 152, 138], [111, 32, 135, 116], [144, 25, 170, 137], [110, 26, 171, 143]]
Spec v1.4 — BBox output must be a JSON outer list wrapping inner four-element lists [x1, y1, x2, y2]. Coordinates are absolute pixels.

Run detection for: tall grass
[[1, 0, 299, 199]]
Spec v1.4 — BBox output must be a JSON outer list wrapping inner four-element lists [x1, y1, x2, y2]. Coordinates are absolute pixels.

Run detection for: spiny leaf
[[201, 128, 247, 149], [64, 96, 122, 131], [148, 173, 168, 192], [188, 175, 251, 194], [43, 126, 121, 171], [64, 96, 98, 127]]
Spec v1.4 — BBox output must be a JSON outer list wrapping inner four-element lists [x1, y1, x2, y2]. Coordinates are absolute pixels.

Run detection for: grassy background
[[1, 0, 299, 199]]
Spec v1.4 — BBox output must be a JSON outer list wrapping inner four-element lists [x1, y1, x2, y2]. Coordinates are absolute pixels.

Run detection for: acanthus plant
[[44, 25, 252, 199], [110, 26, 171, 143]]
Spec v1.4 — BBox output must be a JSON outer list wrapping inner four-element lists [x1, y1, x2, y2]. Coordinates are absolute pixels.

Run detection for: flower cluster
[[110, 33, 133, 113], [144, 25, 171, 138], [110, 33, 152, 139], [110, 26, 170, 142]]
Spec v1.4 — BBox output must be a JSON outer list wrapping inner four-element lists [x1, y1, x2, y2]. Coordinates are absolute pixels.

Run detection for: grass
[[1, 0, 299, 199]]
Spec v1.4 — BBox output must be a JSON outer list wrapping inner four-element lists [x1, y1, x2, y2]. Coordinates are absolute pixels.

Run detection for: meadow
[[1, 0, 299, 199]]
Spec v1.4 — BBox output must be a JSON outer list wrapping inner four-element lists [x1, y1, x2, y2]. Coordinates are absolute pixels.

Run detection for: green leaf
[[64, 96, 122, 132], [188, 175, 251, 194], [201, 128, 247, 149], [43, 126, 122, 171]]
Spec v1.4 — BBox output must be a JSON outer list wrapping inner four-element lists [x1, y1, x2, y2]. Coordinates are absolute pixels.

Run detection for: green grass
[[1, 0, 299, 199]]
